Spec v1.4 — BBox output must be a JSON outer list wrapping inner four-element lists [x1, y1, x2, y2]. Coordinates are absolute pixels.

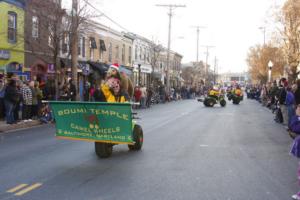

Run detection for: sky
[[63, 0, 285, 73]]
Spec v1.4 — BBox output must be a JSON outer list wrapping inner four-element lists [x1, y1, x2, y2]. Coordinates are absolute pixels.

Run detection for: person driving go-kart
[[208, 86, 220, 98], [228, 85, 243, 104]]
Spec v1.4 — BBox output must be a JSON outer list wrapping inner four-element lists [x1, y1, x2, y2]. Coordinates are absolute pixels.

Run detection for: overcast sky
[[63, 0, 285, 73]]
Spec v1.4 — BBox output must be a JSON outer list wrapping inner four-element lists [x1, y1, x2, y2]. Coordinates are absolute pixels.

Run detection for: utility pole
[[71, 0, 79, 100], [201, 45, 215, 84], [156, 4, 185, 93], [214, 56, 218, 84], [191, 26, 206, 63]]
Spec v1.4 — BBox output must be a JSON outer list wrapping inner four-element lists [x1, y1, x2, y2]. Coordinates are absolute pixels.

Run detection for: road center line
[[6, 184, 28, 193], [14, 183, 42, 196]]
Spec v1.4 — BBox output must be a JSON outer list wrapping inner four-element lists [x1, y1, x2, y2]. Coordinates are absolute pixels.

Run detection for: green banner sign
[[49, 101, 133, 144]]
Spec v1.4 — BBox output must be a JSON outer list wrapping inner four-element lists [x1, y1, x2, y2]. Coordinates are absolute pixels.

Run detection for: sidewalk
[[0, 119, 43, 133]]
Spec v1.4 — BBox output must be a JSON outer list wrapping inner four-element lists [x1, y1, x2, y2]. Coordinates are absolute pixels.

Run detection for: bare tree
[[277, 0, 300, 82], [25, 0, 97, 99], [69, 0, 97, 100], [149, 42, 163, 85]]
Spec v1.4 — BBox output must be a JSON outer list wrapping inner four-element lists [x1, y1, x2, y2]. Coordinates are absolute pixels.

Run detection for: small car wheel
[[207, 98, 214, 107], [128, 124, 143, 151], [220, 99, 226, 107], [95, 142, 113, 158]]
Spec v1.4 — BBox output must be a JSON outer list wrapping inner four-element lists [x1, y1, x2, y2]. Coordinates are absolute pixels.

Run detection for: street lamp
[[268, 60, 273, 82]]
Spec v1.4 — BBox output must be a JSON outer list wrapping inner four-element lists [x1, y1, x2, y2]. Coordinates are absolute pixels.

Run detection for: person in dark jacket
[[4, 80, 19, 124], [69, 79, 77, 101], [286, 86, 296, 126], [295, 79, 300, 105], [277, 78, 288, 125], [290, 106, 300, 134]]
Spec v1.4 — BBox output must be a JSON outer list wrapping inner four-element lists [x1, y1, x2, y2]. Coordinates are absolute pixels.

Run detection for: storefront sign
[[0, 50, 10, 60], [133, 64, 152, 74], [48, 64, 55, 73], [49, 101, 133, 144]]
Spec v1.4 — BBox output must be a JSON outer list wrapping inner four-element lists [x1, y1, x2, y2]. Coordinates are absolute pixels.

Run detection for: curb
[[0, 120, 42, 133]]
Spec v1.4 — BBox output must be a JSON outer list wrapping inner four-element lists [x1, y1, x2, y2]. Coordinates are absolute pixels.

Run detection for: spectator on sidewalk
[[14, 80, 22, 122], [286, 86, 296, 126], [21, 81, 33, 121], [0, 80, 5, 119], [31, 81, 43, 120], [140, 85, 147, 108], [68, 79, 77, 101], [39, 103, 53, 124], [146, 86, 153, 108], [134, 86, 141, 109], [4, 80, 19, 124], [277, 78, 288, 126]]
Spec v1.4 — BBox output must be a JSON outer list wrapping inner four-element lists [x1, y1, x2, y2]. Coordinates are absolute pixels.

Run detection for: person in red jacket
[[134, 86, 142, 108]]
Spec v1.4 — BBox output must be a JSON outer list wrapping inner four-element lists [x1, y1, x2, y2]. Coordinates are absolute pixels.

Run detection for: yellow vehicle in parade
[[227, 86, 244, 104], [201, 86, 226, 107]]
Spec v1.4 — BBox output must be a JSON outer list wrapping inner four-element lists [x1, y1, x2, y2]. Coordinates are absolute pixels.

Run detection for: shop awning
[[88, 61, 108, 75]]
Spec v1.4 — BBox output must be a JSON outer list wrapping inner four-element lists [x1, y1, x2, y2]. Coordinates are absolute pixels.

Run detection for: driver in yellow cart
[[233, 85, 243, 96], [93, 63, 128, 103], [208, 85, 220, 98]]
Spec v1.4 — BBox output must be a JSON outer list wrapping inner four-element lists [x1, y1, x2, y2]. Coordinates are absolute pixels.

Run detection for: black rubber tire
[[95, 142, 113, 158], [232, 98, 240, 105], [203, 98, 209, 106], [207, 98, 215, 107], [128, 124, 143, 151], [220, 99, 226, 107]]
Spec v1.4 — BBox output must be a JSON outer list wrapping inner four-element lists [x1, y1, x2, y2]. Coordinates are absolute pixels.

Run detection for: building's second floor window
[[48, 25, 54, 47], [99, 39, 106, 60], [128, 46, 132, 64], [135, 45, 138, 60], [122, 44, 125, 63], [108, 43, 112, 62], [115, 45, 119, 59], [139, 47, 142, 60], [32, 16, 39, 38], [8, 12, 17, 43], [62, 32, 69, 53], [78, 37, 82, 56]]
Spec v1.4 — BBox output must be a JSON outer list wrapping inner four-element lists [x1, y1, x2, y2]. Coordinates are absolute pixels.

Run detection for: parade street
[[0, 99, 297, 200]]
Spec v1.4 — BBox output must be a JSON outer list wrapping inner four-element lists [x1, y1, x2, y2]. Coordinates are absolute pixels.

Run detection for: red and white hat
[[109, 63, 119, 71]]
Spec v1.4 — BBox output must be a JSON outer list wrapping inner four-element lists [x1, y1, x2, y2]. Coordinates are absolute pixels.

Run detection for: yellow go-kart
[[202, 89, 226, 107]]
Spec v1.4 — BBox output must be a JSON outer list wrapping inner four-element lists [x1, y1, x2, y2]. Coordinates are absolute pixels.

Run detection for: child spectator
[[39, 103, 53, 124]]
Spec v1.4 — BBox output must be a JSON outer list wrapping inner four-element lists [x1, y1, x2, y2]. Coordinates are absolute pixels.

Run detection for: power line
[[82, 0, 130, 32]]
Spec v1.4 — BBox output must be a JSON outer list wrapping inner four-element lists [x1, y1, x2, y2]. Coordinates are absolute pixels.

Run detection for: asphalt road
[[0, 98, 298, 200]]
